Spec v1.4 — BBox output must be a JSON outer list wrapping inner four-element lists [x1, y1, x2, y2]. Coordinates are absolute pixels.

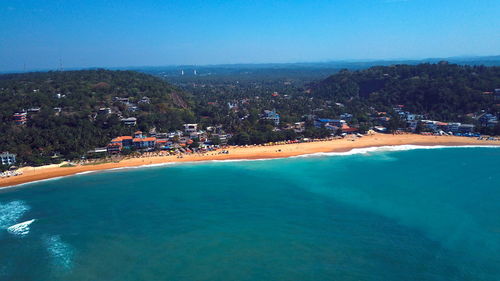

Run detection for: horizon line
[[2, 54, 499, 75]]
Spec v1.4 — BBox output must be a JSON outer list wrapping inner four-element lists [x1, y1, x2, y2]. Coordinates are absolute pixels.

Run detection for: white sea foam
[[5, 176, 67, 189], [108, 161, 179, 171], [7, 219, 35, 236], [3, 145, 497, 188], [75, 171, 95, 175], [3, 171, 97, 189], [291, 144, 499, 159], [0, 201, 30, 229], [44, 235, 73, 270]]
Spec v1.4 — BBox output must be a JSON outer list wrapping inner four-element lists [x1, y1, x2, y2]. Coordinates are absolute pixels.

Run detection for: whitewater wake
[[7, 219, 35, 236]]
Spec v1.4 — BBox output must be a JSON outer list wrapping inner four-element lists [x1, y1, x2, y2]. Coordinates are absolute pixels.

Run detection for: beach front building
[[107, 136, 133, 153], [13, 112, 27, 125], [407, 120, 418, 131], [458, 124, 475, 133], [446, 123, 461, 133], [341, 124, 358, 133], [479, 113, 498, 127], [107, 133, 157, 153], [284, 122, 306, 133], [0, 152, 16, 166], [133, 137, 156, 149], [184, 124, 198, 134], [262, 110, 280, 126], [112, 136, 133, 148], [314, 119, 346, 130], [421, 120, 438, 132], [420, 120, 476, 134], [107, 143, 122, 154]]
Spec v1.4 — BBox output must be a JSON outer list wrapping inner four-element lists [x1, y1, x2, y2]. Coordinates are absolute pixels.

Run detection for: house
[[13, 112, 27, 125], [341, 124, 358, 133], [114, 97, 129, 103], [110, 136, 133, 148], [107, 143, 122, 154], [139, 96, 151, 104], [98, 108, 112, 115], [340, 113, 353, 120], [421, 120, 438, 131], [155, 139, 170, 148], [134, 131, 143, 138], [436, 122, 448, 131], [27, 107, 40, 113], [183, 124, 198, 133], [458, 124, 475, 133], [406, 114, 416, 121], [314, 119, 346, 129], [211, 134, 230, 145], [407, 120, 418, 131], [479, 113, 498, 127], [292, 122, 305, 133], [228, 102, 238, 110], [0, 152, 16, 166], [262, 110, 280, 126], [446, 122, 461, 133], [121, 117, 137, 126], [127, 104, 139, 112]]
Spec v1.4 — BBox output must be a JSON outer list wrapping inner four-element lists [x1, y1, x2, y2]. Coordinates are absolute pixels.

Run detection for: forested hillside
[[311, 63, 500, 121], [0, 70, 192, 165]]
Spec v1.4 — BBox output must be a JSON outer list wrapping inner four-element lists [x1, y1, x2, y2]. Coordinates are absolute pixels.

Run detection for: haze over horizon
[[1, 0, 499, 72]]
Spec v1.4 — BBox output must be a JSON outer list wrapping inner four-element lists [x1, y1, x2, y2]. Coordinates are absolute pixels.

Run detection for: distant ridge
[[3, 55, 499, 75]]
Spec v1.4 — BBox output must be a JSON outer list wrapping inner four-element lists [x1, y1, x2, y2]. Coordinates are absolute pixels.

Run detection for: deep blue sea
[[0, 146, 499, 281]]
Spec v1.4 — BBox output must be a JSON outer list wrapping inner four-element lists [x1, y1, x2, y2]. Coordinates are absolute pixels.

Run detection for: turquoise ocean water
[[0, 146, 499, 281]]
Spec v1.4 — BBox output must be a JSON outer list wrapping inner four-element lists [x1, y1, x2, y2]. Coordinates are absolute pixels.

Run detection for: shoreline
[[1, 134, 499, 189]]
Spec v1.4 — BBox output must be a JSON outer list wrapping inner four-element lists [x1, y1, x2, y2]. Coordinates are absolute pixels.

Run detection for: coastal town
[[4, 97, 500, 169], [1, 66, 499, 183]]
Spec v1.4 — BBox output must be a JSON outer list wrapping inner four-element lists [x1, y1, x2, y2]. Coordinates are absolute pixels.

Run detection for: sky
[[0, 0, 499, 72]]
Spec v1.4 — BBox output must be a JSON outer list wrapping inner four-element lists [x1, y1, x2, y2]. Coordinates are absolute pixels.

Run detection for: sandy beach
[[1, 133, 499, 189]]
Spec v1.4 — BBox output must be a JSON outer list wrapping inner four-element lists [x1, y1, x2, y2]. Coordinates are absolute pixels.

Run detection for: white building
[[0, 152, 16, 166], [183, 124, 198, 133], [121, 117, 137, 126]]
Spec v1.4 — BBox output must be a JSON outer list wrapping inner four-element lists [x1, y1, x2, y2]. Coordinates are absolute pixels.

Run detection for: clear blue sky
[[1, 0, 499, 71]]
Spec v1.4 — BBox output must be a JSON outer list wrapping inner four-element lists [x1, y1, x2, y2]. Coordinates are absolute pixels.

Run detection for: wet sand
[[1, 134, 499, 188]]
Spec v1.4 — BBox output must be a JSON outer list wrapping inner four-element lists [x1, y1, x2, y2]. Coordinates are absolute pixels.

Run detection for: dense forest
[[0, 70, 192, 165], [311, 63, 500, 121]]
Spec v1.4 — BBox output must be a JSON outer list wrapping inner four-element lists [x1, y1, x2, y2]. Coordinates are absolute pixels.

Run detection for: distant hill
[[310, 63, 500, 121], [0, 69, 193, 165], [0, 69, 189, 111]]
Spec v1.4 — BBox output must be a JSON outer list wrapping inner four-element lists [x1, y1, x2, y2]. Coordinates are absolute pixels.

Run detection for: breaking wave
[[7, 219, 35, 236], [291, 144, 499, 158]]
